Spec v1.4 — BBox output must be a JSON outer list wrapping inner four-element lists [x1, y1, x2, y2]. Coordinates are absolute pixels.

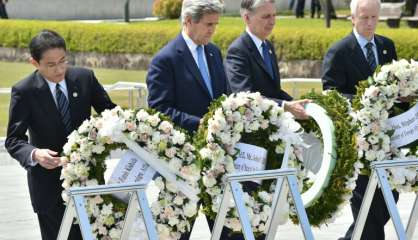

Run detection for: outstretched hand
[[283, 99, 311, 120]]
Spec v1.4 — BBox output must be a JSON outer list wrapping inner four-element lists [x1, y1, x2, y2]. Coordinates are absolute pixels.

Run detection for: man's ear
[[185, 15, 193, 26], [29, 57, 40, 69], [242, 12, 251, 25]]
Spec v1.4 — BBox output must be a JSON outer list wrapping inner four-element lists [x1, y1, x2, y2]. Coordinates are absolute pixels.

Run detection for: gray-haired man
[[225, 0, 310, 120], [146, 0, 230, 239]]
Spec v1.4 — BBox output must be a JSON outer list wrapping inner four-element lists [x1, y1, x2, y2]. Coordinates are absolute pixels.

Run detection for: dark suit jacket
[[322, 32, 397, 95], [5, 67, 115, 213], [146, 34, 230, 132], [225, 31, 292, 106]]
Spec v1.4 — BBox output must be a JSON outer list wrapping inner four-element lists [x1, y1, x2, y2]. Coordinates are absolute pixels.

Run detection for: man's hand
[[398, 96, 416, 103], [283, 99, 311, 120], [33, 149, 62, 169]]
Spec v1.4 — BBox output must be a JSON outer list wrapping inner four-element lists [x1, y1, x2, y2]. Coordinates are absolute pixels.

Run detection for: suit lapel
[[65, 69, 81, 131], [242, 32, 277, 84], [33, 72, 64, 131], [268, 40, 280, 84], [176, 34, 212, 99], [374, 36, 386, 66], [348, 33, 372, 78], [204, 45, 219, 98]]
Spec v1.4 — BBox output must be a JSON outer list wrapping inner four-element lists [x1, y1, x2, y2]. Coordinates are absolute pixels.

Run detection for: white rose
[[157, 224, 170, 238], [183, 202, 197, 217], [226, 218, 242, 232], [165, 181, 178, 193], [109, 228, 122, 239], [92, 144, 105, 154], [173, 196, 184, 205], [258, 191, 272, 203], [168, 216, 180, 226], [172, 131, 186, 145], [148, 114, 160, 127], [136, 109, 149, 122], [202, 175, 217, 188], [165, 147, 177, 159], [168, 158, 182, 172]]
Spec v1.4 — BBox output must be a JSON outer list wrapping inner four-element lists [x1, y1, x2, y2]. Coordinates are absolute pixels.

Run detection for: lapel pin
[[383, 50, 387, 55], [269, 49, 273, 54], [209, 53, 213, 57], [73, 92, 78, 98]]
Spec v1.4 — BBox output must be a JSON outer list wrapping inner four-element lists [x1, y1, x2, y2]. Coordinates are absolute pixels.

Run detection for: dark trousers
[[295, 0, 305, 18], [37, 199, 82, 240], [0, 3, 8, 19], [310, 0, 321, 18], [339, 175, 399, 240]]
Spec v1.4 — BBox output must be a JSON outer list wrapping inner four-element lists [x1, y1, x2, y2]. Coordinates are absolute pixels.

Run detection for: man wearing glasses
[[5, 29, 115, 240]]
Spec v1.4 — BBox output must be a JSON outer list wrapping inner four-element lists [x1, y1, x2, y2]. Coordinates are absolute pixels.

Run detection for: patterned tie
[[365, 42, 377, 72], [196, 45, 213, 99], [262, 41, 275, 80], [55, 84, 72, 134]]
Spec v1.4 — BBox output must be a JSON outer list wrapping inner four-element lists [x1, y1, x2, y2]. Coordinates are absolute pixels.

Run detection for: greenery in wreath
[[194, 92, 305, 235], [352, 59, 418, 192], [60, 106, 200, 239], [296, 90, 359, 226]]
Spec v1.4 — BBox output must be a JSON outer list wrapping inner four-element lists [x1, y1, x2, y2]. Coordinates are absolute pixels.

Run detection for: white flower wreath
[[195, 92, 305, 234], [61, 106, 200, 239], [353, 59, 418, 191]]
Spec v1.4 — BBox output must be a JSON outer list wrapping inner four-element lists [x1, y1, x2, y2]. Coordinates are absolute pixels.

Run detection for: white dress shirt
[[245, 28, 286, 107], [246, 28, 265, 60], [182, 31, 210, 73], [353, 28, 379, 65], [29, 78, 68, 166]]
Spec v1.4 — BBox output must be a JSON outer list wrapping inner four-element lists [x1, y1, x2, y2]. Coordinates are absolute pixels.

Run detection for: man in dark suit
[[5, 30, 116, 240], [147, 0, 229, 239], [322, 0, 398, 239], [225, 0, 309, 120], [147, 0, 229, 133]]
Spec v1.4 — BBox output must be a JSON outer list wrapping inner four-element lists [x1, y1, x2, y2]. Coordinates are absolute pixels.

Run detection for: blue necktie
[[262, 41, 275, 80], [366, 42, 377, 72], [55, 84, 72, 134], [196, 45, 213, 99]]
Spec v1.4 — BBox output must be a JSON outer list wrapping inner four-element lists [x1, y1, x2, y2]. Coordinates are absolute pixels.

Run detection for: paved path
[[0, 157, 417, 240]]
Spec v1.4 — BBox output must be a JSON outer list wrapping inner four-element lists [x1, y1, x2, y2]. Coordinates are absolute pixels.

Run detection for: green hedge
[[0, 18, 417, 61]]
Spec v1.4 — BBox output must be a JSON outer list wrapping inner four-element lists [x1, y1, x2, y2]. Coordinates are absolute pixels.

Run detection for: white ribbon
[[120, 134, 199, 201]]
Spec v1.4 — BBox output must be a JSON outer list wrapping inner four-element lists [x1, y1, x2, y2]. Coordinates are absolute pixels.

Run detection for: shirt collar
[[44, 78, 67, 94], [182, 31, 201, 53], [246, 27, 264, 50], [353, 28, 376, 49]]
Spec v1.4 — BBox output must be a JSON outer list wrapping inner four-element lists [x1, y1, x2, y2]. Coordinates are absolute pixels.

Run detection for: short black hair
[[29, 29, 66, 62]]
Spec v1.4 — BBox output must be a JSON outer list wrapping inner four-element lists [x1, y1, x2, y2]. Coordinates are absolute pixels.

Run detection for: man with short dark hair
[[6, 29, 116, 240], [225, 0, 309, 120], [322, 0, 398, 239]]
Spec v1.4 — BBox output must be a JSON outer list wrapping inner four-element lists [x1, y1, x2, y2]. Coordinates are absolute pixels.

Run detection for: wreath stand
[[57, 182, 158, 240], [211, 143, 314, 240], [58, 133, 200, 240], [352, 159, 418, 240]]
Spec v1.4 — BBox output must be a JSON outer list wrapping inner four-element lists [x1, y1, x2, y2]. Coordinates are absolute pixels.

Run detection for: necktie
[[55, 84, 72, 134], [196, 45, 213, 99], [262, 41, 275, 80], [365, 42, 377, 72]]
